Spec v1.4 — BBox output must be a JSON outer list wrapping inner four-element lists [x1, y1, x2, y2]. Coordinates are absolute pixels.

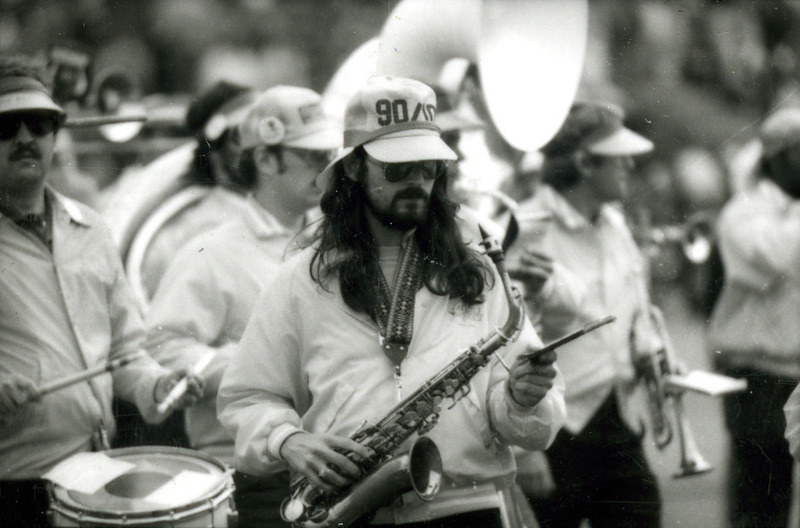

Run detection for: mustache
[[392, 186, 429, 202], [9, 144, 41, 161]]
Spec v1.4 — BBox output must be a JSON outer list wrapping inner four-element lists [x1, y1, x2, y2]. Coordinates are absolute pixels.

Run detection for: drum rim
[[49, 446, 234, 524]]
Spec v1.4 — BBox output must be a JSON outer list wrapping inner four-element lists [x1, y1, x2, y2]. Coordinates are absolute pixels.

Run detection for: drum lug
[[227, 509, 239, 528]]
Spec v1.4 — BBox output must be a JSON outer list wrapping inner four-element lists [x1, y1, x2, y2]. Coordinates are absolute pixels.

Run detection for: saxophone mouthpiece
[[478, 224, 502, 261]]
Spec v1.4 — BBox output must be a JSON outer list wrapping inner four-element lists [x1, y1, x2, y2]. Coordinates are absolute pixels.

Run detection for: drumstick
[[520, 315, 617, 362], [36, 353, 141, 397], [156, 351, 214, 414]]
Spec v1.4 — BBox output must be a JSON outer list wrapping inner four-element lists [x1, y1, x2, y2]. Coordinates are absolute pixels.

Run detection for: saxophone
[[280, 226, 526, 528]]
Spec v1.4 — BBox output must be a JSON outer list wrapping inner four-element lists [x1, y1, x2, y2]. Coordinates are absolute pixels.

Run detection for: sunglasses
[[0, 113, 59, 141], [364, 152, 448, 183]]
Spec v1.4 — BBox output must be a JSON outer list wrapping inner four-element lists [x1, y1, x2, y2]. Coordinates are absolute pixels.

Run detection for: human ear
[[574, 150, 593, 178], [342, 152, 362, 181], [255, 146, 279, 176]]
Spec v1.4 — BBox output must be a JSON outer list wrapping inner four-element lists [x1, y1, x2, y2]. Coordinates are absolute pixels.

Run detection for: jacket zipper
[[394, 364, 402, 401]]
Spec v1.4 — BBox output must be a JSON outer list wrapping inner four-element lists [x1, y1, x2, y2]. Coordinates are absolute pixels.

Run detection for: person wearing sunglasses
[[144, 85, 340, 528], [0, 54, 204, 528], [218, 76, 565, 528]]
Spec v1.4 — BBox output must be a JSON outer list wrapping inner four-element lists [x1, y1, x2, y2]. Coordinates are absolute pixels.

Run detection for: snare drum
[[47, 447, 235, 527]]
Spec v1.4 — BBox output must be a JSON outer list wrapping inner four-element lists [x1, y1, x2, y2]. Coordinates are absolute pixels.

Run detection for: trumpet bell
[[672, 393, 714, 479], [377, 0, 589, 152]]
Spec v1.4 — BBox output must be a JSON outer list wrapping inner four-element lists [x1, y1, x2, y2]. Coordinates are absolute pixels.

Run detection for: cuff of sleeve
[[267, 423, 305, 460], [137, 367, 172, 425], [504, 379, 538, 412]]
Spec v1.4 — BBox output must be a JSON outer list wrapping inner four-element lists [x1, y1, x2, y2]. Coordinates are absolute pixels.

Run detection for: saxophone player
[[218, 76, 566, 528]]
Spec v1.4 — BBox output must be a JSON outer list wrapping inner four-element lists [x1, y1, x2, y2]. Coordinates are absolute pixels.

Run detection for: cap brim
[[315, 129, 458, 191], [363, 129, 457, 163], [0, 91, 65, 117], [285, 127, 342, 150], [586, 127, 653, 156], [437, 110, 484, 133]]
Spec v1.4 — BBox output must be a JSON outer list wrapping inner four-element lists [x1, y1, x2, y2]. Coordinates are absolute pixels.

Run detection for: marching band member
[[114, 81, 256, 450], [145, 85, 340, 527], [712, 107, 800, 528], [0, 54, 203, 528], [218, 76, 565, 528], [510, 102, 663, 528], [140, 80, 256, 299]]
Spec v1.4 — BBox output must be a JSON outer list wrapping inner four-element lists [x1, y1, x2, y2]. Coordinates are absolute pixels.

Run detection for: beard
[[365, 186, 431, 231]]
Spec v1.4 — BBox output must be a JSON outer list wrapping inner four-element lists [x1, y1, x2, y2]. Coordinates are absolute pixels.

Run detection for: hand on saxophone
[[508, 349, 557, 408], [280, 432, 376, 493]]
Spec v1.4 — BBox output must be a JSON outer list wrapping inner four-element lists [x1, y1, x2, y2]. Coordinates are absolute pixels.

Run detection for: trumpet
[[632, 307, 745, 478], [639, 213, 715, 265]]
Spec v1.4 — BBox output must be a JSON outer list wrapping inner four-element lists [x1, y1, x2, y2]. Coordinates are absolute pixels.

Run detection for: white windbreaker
[[218, 242, 566, 490]]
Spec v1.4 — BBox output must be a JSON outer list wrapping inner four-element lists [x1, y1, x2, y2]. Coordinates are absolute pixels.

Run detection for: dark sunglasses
[[364, 152, 448, 183], [0, 113, 59, 141]]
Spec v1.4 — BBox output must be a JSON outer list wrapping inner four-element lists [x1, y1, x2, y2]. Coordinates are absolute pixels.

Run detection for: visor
[[0, 77, 65, 118], [585, 126, 654, 156]]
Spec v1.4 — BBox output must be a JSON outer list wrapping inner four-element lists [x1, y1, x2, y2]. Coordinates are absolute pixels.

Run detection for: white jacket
[[218, 241, 566, 489]]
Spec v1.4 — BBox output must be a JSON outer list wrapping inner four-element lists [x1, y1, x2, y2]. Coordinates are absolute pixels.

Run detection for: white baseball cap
[[316, 76, 457, 190], [238, 85, 341, 151]]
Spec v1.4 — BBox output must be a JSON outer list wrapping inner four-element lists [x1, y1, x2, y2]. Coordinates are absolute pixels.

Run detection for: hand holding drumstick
[[0, 353, 140, 420], [155, 351, 212, 415], [0, 352, 205, 420]]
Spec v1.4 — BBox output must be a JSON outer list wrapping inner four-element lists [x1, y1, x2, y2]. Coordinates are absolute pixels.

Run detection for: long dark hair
[[310, 151, 491, 316]]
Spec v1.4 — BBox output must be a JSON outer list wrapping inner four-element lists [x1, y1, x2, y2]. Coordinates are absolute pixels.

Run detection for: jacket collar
[[47, 187, 92, 227]]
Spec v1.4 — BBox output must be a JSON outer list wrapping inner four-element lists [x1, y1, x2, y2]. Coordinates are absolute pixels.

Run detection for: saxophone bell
[[280, 437, 443, 527]]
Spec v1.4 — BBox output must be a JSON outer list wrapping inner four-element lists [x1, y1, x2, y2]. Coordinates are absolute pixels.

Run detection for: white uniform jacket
[[145, 196, 301, 464], [218, 243, 566, 489]]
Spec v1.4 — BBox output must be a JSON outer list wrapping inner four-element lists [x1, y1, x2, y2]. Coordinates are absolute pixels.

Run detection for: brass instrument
[[323, 0, 589, 153], [45, 46, 148, 141], [633, 306, 745, 478], [640, 213, 715, 265], [280, 226, 526, 528]]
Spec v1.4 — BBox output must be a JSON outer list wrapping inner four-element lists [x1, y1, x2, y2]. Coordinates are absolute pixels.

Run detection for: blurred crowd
[[2, 0, 799, 304]]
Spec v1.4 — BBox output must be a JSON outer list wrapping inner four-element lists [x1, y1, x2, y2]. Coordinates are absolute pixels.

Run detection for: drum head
[[52, 447, 229, 517]]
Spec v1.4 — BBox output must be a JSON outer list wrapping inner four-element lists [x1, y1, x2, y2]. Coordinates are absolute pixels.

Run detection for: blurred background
[[3, 0, 800, 526]]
